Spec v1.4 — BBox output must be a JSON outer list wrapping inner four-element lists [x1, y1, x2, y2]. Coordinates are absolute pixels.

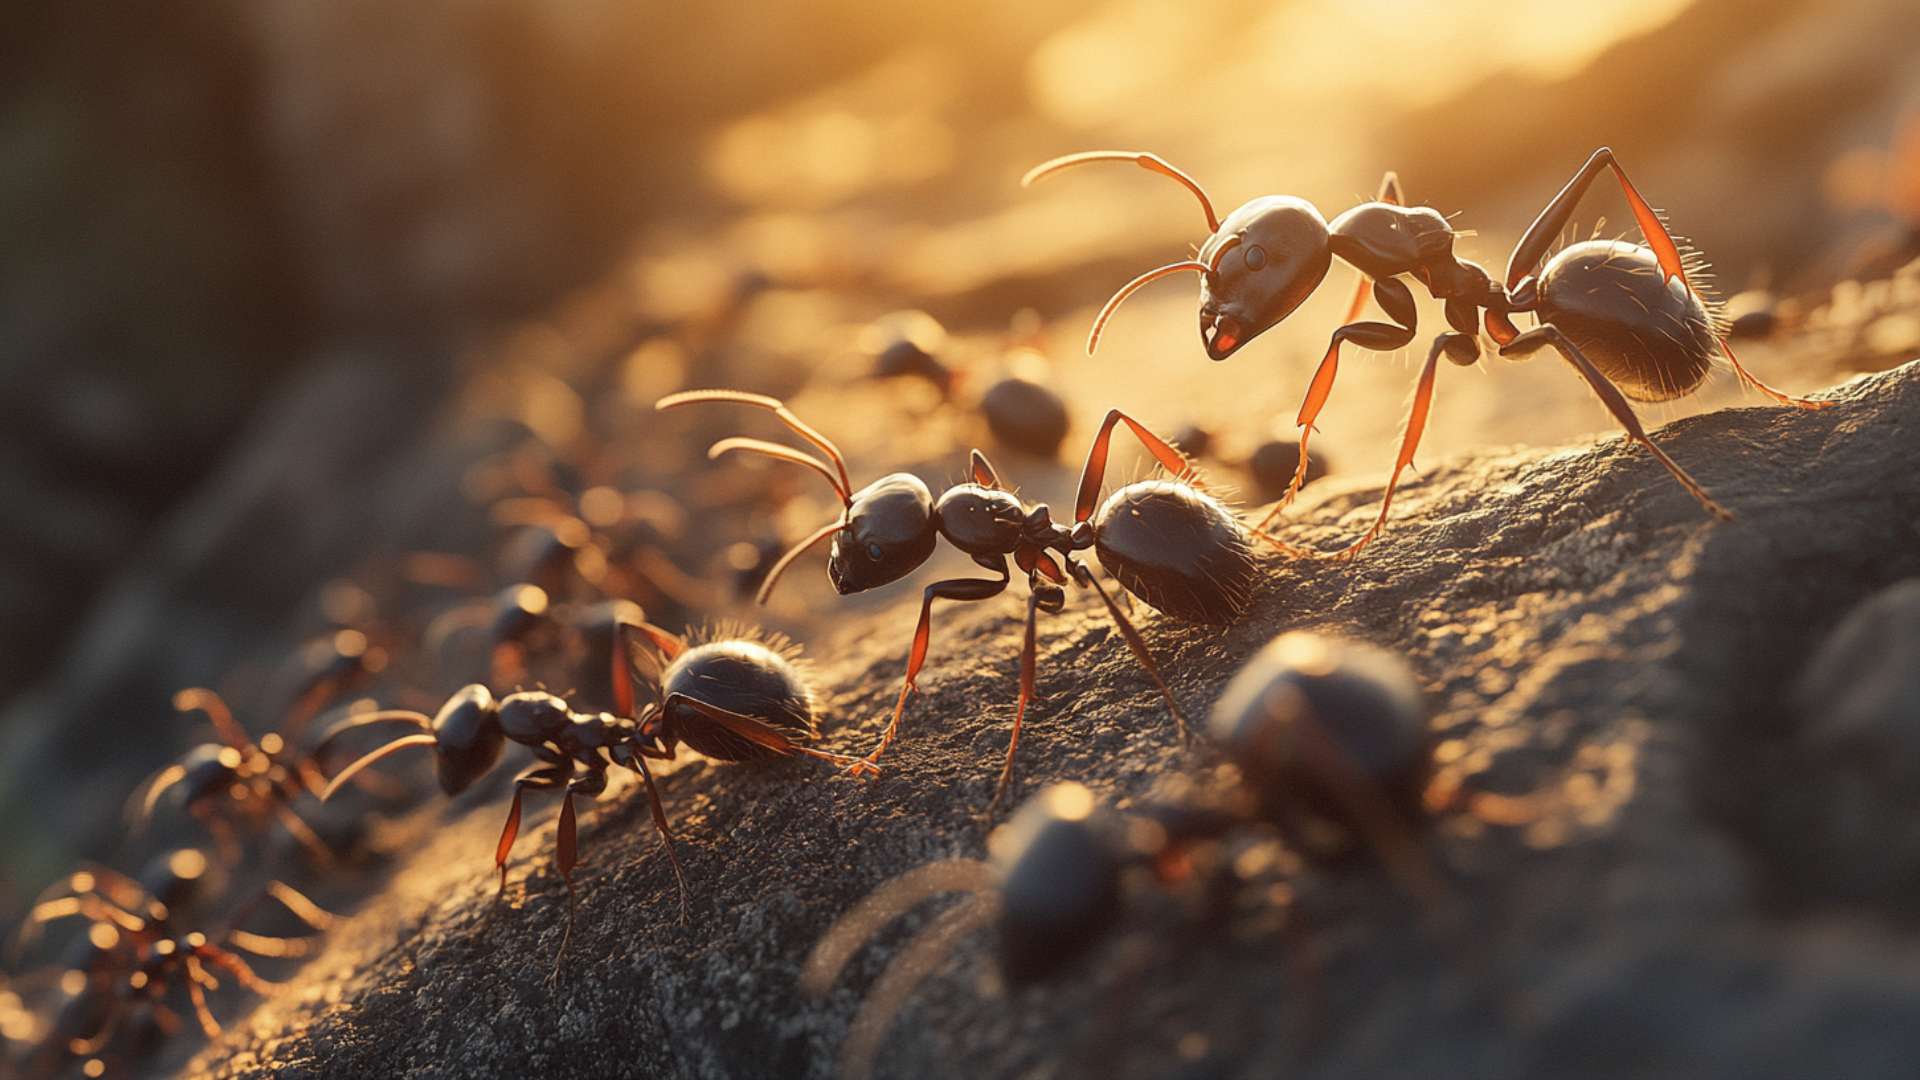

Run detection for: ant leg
[[272, 802, 336, 866], [1717, 337, 1831, 409], [1072, 409, 1203, 524], [173, 689, 253, 752], [1501, 325, 1733, 520], [623, 746, 691, 924], [1252, 279, 1420, 535], [661, 693, 867, 768], [1506, 147, 1688, 291], [224, 881, 336, 957], [181, 956, 224, 1038], [969, 448, 1001, 488], [1069, 562, 1189, 743], [550, 790, 577, 984], [855, 562, 1013, 775], [494, 765, 569, 903], [1324, 332, 1478, 561], [987, 588, 1046, 817], [197, 942, 279, 994], [1507, 148, 1828, 409]]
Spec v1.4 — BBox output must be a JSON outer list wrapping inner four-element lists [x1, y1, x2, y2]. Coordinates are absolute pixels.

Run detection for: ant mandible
[[1024, 147, 1829, 558], [656, 389, 1257, 809], [313, 616, 859, 978]]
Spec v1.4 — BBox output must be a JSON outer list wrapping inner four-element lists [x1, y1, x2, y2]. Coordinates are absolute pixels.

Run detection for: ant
[[1024, 147, 1829, 557], [125, 681, 360, 865], [465, 433, 711, 614], [13, 849, 332, 1073], [313, 616, 860, 979], [804, 631, 1542, 1077], [655, 389, 1258, 809]]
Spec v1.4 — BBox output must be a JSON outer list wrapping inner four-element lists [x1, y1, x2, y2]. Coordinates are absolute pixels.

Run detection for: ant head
[[177, 743, 243, 806], [428, 684, 506, 795], [1197, 197, 1332, 361], [1327, 202, 1454, 276], [137, 848, 212, 913], [827, 473, 938, 595], [989, 782, 1125, 985]]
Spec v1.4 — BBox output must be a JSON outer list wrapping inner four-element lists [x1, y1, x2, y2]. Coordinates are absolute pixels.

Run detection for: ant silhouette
[[1025, 147, 1828, 557]]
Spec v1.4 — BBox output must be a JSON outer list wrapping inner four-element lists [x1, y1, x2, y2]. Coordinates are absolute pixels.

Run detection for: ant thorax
[[931, 484, 1031, 556]]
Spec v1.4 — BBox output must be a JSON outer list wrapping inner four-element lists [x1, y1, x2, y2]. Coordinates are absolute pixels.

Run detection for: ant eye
[[867, 542, 885, 561], [1243, 244, 1267, 271]]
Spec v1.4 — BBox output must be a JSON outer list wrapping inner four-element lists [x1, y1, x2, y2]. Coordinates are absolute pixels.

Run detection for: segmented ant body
[[1025, 147, 1828, 557], [314, 617, 857, 977], [126, 686, 353, 865], [804, 631, 1544, 1076], [656, 389, 1257, 808], [15, 850, 331, 1072]]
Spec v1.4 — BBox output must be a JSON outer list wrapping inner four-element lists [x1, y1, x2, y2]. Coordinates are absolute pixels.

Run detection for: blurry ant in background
[[657, 389, 1256, 810], [860, 310, 1074, 459], [417, 436, 712, 689], [125, 645, 379, 866], [314, 616, 859, 979], [12, 849, 332, 1074], [1026, 147, 1827, 556], [1166, 422, 1335, 507], [805, 631, 1541, 1078]]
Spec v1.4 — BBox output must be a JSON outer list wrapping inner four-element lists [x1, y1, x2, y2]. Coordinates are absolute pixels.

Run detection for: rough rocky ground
[[186, 360, 1920, 1079]]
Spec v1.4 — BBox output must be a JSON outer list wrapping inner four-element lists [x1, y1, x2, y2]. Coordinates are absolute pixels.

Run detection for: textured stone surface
[[187, 361, 1920, 1079]]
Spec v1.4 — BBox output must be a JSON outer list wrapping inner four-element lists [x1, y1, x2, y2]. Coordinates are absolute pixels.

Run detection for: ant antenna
[[656, 390, 854, 507], [1022, 150, 1221, 233], [1087, 238, 1241, 355]]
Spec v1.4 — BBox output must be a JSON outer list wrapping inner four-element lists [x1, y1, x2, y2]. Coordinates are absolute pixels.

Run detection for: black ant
[[860, 309, 957, 397], [313, 616, 860, 978], [1024, 147, 1828, 557], [803, 631, 1543, 1077], [13, 849, 332, 1074], [655, 389, 1258, 809], [125, 684, 354, 865]]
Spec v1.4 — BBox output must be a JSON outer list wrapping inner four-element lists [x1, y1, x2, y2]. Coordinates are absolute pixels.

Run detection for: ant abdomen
[[659, 640, 818, 762], [1209, 632, 1431, 850], [430, 684, 507, 795], [990, 782, 1126, 985], [1091, 479, 1255, 625], [1535, 239, 1719, 403]]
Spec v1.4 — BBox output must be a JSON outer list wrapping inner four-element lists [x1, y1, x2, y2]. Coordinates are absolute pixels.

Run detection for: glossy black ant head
[[318, 683, 507, 803], [1197, 196, 1332, 361], [1209, 632, 1431, 840], [828, 473, 938, 595], [1022, 151, 1333, 361], [988, 782, 1126, 985], [427, 684, 506, 795]]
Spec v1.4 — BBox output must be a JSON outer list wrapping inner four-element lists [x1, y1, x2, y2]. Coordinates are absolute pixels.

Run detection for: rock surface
[[189, 361, 1920, 1079]]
